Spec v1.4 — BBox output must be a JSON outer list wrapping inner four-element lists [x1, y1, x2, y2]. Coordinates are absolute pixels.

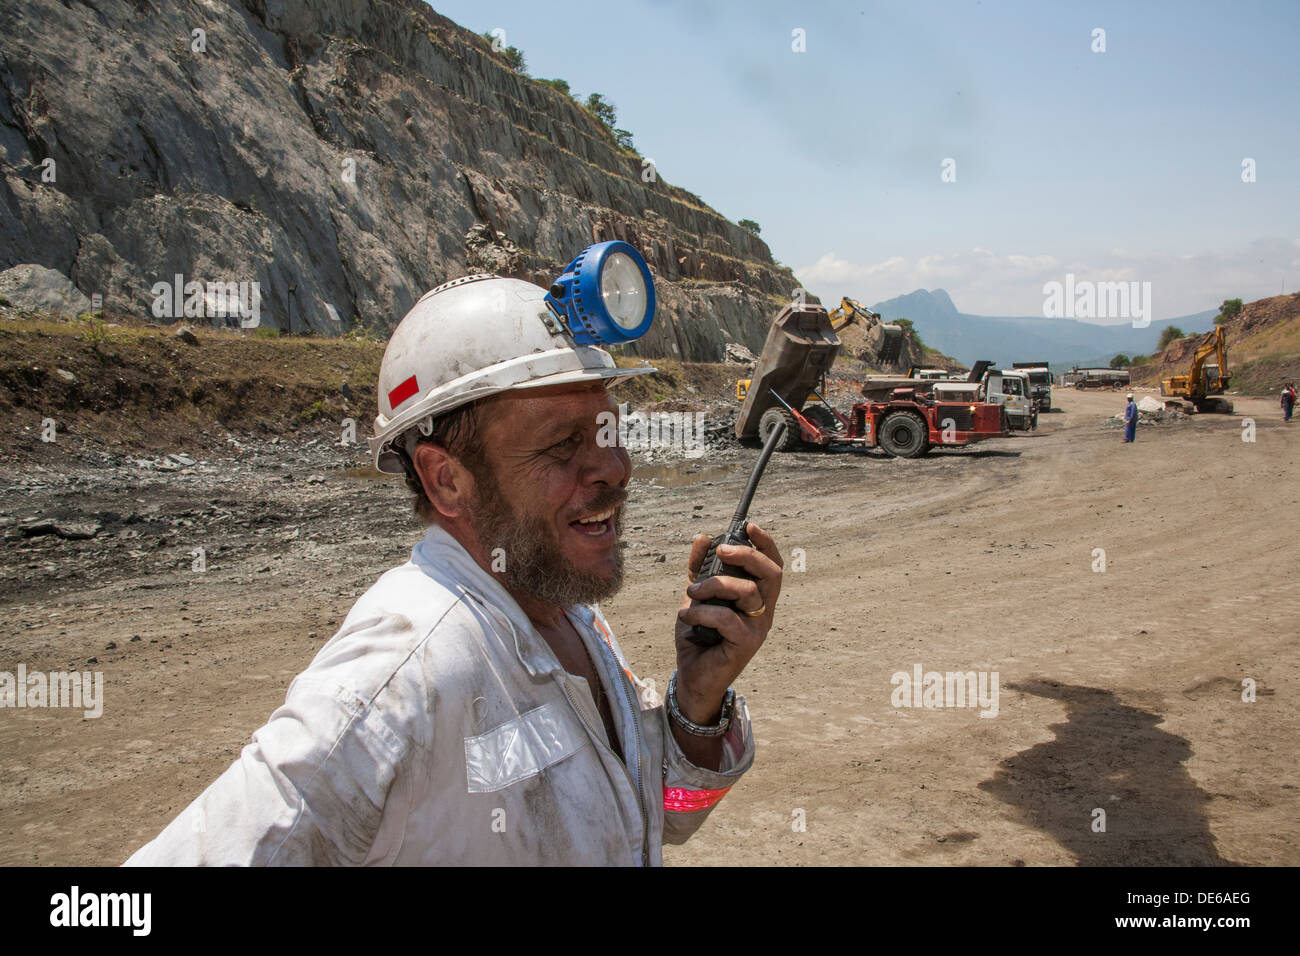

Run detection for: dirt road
[[2, 387, 1296, 865]]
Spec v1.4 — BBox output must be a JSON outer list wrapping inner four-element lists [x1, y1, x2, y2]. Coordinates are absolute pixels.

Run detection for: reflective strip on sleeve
[[663, 785, 732, 813]]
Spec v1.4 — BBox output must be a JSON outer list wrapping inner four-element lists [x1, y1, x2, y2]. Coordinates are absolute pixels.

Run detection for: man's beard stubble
[[465, 465, 626, 608]]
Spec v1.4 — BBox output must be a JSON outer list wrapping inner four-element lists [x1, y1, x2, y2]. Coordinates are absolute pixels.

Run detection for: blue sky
[[427, 0, 1299, 322]]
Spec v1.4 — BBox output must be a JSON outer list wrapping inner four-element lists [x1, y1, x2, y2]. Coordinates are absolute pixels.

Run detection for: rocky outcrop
[[0, 0, 801, 360], [0, 264, 91, 315]]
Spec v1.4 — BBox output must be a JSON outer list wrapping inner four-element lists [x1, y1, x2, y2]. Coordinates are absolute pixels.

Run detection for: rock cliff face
[[0, 0, 801, 360]]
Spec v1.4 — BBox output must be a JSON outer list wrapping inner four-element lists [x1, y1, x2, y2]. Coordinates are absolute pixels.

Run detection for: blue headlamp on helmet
[[544, 240, 656, 346]]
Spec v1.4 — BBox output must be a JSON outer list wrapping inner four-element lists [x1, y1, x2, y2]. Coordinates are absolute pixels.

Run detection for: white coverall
[[124, 523, 754, 865]]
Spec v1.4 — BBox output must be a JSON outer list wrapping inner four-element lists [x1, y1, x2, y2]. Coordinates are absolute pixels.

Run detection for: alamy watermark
[[890, 664, 999, 717], [151, 273, 261, 328], [1, 664, 103, 718], [1042, 273, 1152, 328], [50, 886, 150, 935]]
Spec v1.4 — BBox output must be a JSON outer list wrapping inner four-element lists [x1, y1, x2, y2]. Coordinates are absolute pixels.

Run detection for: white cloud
[[1006, 254, 1060, 271], [794, 238, 1300, 322], [796, 253, 906, 284]]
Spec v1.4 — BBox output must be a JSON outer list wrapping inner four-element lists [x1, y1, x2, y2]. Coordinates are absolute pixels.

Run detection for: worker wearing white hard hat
[[125, 242, 779, 866]]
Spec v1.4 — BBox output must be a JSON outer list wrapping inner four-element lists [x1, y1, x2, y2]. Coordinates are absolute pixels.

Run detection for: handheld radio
[[687, 420, 786, 647]]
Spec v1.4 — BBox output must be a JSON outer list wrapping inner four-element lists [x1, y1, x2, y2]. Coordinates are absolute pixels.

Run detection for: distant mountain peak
[[928, 288, 957, 311], [868, 287, 1216, 366], [876, 288, 960, 319]]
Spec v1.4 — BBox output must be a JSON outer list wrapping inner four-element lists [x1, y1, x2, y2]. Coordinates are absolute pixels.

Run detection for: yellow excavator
[[1160, 325, 1233, 413], [827, 296, 877, 332], [736, 297, 904, 399], [827, 297, 905, 363]]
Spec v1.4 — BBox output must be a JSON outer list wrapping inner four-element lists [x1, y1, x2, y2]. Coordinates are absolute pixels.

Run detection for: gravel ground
[[2, 387, 1297, 866]]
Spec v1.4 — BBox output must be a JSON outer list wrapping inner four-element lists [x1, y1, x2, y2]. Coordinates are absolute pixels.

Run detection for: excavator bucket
[[876, 324, 904, 365]]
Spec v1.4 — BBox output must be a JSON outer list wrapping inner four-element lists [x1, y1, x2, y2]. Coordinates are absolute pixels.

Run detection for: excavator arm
[[1200, 325, 1230, 392], [827, 297, 879, 332], [1183, 326, 1230, 396], [826, 297, 906, 366]]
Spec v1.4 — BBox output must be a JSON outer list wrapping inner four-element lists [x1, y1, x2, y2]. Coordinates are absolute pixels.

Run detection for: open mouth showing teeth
[[571, 507, 617, 536]]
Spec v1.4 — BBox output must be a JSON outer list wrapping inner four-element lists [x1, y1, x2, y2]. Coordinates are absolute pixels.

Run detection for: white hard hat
[[369, 273, 654, 473]]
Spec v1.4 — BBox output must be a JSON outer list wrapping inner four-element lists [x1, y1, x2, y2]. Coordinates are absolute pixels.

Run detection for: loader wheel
[[878, 411, 929, 458], [759, 407, 800, 451]]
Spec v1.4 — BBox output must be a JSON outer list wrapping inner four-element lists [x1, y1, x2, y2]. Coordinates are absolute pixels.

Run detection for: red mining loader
[[733, 302, 1008, 457]]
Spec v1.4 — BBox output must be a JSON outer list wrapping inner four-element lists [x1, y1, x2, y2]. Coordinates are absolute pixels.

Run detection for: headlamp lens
[[544, 240, 655, 344], [600, 252, 647, 329]]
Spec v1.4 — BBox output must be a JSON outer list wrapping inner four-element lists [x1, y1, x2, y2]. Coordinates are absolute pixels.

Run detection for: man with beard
[[124, 273, 779, 865]]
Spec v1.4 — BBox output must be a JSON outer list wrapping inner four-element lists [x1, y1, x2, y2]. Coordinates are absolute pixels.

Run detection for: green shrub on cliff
[[538, 77, 572, 98], [584, 93, 617, 131], [1215, 298, 1243, 325]]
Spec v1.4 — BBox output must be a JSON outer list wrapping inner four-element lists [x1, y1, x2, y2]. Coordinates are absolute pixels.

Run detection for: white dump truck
[[1012, 361, 1053, 412], [978, 369, 1037, 430]]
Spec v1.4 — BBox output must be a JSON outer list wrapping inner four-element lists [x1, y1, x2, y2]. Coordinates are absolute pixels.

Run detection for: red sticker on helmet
[[388, 375, 419, 409]]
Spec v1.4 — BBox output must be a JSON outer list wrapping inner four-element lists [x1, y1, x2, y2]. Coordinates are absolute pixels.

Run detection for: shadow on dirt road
[[979, 679, 1237, 866]]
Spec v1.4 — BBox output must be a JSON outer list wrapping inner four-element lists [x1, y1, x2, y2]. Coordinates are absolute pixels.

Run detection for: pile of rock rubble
[[1103, 396, 1191, 428]]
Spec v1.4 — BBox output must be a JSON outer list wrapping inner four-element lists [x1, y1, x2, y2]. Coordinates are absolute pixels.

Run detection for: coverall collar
[[410, 523, 583, 679]]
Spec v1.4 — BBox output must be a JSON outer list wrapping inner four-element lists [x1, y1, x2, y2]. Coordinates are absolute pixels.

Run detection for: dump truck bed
[[734, 303, 840, 440], [861, 376, 935, 401]]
